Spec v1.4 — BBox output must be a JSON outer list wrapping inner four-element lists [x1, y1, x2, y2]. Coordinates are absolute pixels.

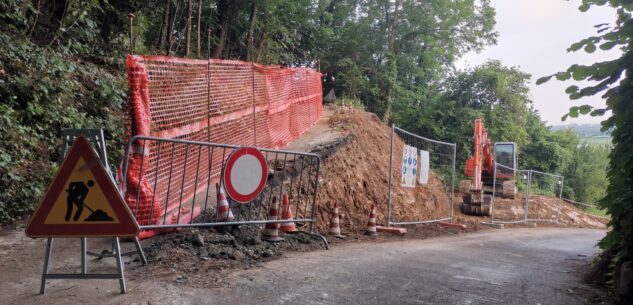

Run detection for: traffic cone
[[216, 183, 234, 222], [365, 205, 378, 236], [329, 202, 344, 238], [280, 194, 298, 233], [262, 197, 284, 242]]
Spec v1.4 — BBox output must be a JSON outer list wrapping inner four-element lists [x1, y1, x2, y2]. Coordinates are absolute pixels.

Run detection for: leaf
[[579, 3, 590, 12], [555, 72, 572, 81], [590, 109, 606, 117], [600, 41, 618, 50], [569, 106, 579, 118], [536, 75, 553, 85], [585, 43, 597, 53], [579, 105, 592, 114], [565, 85, 580, 94], [561, 114, 569, 122], [568, 65, 590, 81]]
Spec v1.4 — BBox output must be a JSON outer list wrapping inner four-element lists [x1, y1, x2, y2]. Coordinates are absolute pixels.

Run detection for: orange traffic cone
[[280, 194, 298, 233], [216, 183, 234, 222], [365, 205, 378, 236], [262, 197, 284, 242], [329, 202, 344, 238]]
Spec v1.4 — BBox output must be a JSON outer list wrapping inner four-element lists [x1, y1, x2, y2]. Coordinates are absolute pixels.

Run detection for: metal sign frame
[[32, 130, 146, 295]]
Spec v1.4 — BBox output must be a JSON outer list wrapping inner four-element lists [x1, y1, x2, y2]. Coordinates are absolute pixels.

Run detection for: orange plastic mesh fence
[[122, 55, 322, 226]]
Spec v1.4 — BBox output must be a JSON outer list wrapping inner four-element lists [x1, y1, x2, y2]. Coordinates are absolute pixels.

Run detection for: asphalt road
[[219, 228, 605, 305], [2, 228, 605, 305]]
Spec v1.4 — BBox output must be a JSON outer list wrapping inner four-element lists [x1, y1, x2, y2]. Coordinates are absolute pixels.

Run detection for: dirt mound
[[315, 108, 452, 233]]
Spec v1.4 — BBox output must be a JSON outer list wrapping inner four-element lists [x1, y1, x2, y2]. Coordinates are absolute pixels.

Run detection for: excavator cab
[[494, 142, 517, 177], [494, 142, 518, 199]]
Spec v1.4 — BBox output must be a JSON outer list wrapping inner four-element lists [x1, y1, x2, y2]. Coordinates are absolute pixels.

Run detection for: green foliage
[[539, 0, 633, 293], [563, 143, 610, 204], [0, 32, 126, 223]]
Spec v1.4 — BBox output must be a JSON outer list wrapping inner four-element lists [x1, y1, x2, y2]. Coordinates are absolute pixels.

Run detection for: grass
[[585, 206, 609, 217]]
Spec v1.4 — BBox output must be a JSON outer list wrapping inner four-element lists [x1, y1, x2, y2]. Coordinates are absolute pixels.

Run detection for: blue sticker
[[412, 168, 417, 176]]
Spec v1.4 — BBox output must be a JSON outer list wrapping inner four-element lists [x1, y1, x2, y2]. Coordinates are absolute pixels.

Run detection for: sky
[[456, 0, 620, 126]]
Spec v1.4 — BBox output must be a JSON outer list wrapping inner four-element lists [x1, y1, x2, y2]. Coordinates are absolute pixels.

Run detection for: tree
[[393, 61, 534, 170], [318, 0, 497, 120], [538, 1, 633, 299]]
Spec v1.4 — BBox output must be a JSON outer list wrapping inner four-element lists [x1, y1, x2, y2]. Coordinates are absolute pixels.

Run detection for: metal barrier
[[491, 163, 530, 224], [527, 170, 564, 223], [490, 163, 564, 224], [121, 136, 321, 233], [387, 125, 456, 226]]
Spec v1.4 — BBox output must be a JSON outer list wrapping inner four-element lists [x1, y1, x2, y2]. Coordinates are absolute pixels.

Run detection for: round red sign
[[222, 147, 268, 203]]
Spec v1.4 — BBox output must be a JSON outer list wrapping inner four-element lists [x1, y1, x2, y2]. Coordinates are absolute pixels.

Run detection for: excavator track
[[461, 192, 492, 216]]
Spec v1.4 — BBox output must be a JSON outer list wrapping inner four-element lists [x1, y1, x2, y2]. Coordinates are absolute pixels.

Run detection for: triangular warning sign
[[26, 137, 139, 237]]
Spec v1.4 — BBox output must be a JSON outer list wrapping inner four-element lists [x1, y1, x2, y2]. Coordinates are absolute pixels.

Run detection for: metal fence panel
[[527, 170, 564, 223], [491, 163, 530, 224], [387, 125, 456, 226], [121, 136, 321, 233]]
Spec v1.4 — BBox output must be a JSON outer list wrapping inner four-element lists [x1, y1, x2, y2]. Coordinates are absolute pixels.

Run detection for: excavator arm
[[460, 119, 517, 216]]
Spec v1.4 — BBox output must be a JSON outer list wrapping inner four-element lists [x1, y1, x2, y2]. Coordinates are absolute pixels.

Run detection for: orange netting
[[122, 55, 322, 226]]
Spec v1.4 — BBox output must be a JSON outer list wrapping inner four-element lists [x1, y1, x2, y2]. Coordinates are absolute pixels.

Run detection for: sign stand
[[40, 236, 126, 294], [61, 129, 147, 266], [27, 134, 142, 294]]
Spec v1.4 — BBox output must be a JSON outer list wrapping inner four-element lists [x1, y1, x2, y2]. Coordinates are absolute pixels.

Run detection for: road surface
[[1, 228, 605, 305]]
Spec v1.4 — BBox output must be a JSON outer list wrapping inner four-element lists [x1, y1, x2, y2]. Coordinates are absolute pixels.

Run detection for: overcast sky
[[456, 0, 620, 126]]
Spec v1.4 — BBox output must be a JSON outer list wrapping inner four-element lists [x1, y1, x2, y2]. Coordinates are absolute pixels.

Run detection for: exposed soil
[[132, 225, 327, 289], [486, 193, 608, 228], [315, 107, 452, 233]]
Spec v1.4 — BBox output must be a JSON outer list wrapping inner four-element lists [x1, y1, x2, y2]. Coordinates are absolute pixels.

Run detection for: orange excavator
[[460, 119, 517, 216]]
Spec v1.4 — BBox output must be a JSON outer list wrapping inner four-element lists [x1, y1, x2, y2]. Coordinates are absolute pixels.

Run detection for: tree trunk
[[246, 0, 258, 61], [211, 0, 230, 58], [382, 0, 401, 123], [186, 0, 193, 57], [159, 1, 171, 53], [167, 1, 179, 55], [197, 0, 202, 57]]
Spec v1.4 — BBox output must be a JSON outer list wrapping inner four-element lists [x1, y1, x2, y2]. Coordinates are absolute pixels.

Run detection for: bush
[[0, 32, 126, 224]]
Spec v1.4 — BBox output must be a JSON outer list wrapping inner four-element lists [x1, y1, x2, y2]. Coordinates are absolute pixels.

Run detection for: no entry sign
[[223, 147, 268, 203]]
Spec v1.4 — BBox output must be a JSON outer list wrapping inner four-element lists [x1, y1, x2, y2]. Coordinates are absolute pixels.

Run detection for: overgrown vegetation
[[538, 0, 633, 300], [0, 1, 127, 223]]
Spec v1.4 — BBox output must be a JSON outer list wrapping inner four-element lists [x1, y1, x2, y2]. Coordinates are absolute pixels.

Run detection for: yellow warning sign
[[43, 156, 120, 224], [26, 136, 139, 237]]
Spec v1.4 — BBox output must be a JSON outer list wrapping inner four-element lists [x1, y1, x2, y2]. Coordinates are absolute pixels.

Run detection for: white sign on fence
[[419, 150, 430, 185], [401, 145, 417, 188]]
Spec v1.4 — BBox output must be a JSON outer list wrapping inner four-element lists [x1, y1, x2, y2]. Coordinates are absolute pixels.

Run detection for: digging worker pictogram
[[65, 180, 94, 221]]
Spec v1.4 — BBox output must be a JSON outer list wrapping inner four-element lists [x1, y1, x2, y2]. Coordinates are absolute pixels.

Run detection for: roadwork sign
[[26, 136, 139, 237], [223, 147, 268, 203]]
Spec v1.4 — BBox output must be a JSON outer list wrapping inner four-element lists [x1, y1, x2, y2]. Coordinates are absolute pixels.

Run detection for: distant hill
[[550, 123, 611, 138]]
